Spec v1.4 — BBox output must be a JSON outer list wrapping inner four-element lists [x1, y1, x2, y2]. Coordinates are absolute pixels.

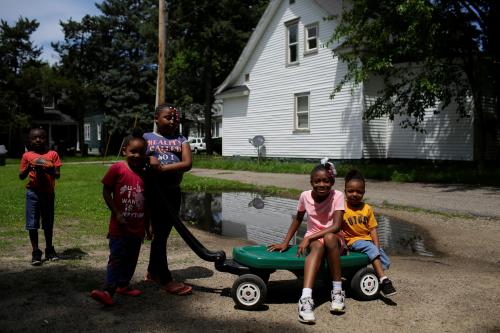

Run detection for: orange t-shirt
[[19, 150, 62, 193]]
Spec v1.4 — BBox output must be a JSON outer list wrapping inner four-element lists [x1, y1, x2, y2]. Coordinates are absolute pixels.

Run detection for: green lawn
[[0, 162, 296, 253], [5, 155, 499, 185]]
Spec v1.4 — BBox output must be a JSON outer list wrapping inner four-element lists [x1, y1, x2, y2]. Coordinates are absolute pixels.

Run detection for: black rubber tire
[[350, 267, 379, 301], [231, 274, 267, 310]]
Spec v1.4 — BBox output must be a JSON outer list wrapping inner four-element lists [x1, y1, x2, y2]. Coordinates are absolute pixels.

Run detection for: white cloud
[[1, 0, 102, 64]]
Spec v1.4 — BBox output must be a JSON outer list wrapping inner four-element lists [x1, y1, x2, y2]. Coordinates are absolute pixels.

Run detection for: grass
[[6, 155, 499, 185], [192, 155, 500, 186], [0, 162, 297, 253]]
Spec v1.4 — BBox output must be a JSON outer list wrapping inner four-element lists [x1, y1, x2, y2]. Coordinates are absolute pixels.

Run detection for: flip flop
[[164, 282, 193, 296]]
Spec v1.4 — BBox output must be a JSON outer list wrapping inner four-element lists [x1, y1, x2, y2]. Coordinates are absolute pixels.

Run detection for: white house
[[215, 0, 476, 160]]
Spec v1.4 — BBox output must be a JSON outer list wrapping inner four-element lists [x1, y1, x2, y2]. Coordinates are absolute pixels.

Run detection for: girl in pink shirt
[[268, 160, 346, 324]]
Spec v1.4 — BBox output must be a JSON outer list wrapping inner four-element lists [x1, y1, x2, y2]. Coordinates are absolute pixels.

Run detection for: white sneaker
[[298, 297, 316, 323], [330, 290, 346, 313]]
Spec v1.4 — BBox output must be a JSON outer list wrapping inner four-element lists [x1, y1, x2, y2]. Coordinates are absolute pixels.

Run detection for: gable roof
[[215, 0, 338, 96], [214, 0, 283, 95]]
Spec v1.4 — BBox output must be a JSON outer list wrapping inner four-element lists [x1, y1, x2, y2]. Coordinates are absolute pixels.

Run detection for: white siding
[[221, 0, 363, 159], [386, 108, 473, 160], [363, 77, 474, 160]]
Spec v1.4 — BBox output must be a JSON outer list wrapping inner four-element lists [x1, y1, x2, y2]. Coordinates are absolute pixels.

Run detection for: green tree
[[0, 18, 43, 154], [54, 0, 267, 154], [330, 0, 499, 161], [166, 0, 268, 154], [54, 0, 158, 152]]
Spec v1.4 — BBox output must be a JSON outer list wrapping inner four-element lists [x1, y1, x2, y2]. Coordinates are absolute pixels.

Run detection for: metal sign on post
[[249, 135, 265, 164]]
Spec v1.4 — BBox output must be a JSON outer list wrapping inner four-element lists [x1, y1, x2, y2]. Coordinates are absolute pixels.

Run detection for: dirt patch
[[1, 208, 499, 332]]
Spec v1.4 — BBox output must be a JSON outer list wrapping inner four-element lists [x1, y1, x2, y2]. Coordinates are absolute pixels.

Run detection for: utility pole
[[155, 0, 167, 131], [156, 0, 167, 107]]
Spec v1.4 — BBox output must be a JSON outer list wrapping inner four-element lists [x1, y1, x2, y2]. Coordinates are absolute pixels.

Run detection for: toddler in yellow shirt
[[342, 169, 397, 297]]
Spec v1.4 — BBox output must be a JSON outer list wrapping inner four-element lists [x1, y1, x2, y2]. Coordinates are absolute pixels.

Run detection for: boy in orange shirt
[[342, 169, 396, 297], [19, 128, 62, 265]]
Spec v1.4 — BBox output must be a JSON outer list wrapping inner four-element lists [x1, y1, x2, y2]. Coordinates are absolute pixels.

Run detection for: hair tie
[[320, 157, 337, 178], [172, 107, 180, 122]]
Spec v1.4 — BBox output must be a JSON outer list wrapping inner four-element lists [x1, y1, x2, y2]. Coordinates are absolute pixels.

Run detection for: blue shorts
[[25, 189, 55, 231], [350, 239, 390, 270]]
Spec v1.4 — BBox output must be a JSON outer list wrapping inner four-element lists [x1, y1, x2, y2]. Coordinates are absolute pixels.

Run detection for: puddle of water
[[180, 192, 434, 257]]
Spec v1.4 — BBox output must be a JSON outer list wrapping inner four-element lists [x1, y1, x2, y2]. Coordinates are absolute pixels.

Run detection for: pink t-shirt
[[297, 189, 346, 238], [102, 161, 146, 238]]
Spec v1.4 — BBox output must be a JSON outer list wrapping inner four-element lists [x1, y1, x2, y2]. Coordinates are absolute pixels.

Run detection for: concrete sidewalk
[[190, 168, 500, 218]]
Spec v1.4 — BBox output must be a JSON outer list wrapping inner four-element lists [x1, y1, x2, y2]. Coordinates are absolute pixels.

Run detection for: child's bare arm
[[19, 165, 30, 180], [296, 210, 343, 256], [306, 210, 344, 242], [268, 211, 305, 252], [102, 185, 126, 224], [157, 143, 192, 173], [19, 157, 31, 180], [369, 228, 380, 248]]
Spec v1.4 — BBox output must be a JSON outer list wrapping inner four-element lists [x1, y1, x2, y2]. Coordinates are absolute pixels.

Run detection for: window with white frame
[[304, 23, 318, 54], [295, 93, 310, 130], [84, 123, 91, 141], [286, 20, 299, 65], [97, 123, 102, 141]]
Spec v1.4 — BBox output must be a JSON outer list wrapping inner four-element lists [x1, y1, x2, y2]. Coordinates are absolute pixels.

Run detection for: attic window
[[289, 0, 295, 4], [245, 73, 250, 82], [286, 19, 299, 65]]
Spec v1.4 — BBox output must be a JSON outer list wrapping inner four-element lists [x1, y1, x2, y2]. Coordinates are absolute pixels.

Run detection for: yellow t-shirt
[[342, 202, 377, 246]]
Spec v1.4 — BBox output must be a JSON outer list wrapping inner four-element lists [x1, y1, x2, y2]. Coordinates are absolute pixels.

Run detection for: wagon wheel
[[350, 267, 379, 301], [231, 274, 267, 310]]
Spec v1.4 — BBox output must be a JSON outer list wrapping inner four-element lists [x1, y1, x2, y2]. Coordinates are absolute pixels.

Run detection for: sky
[[1, 0, 102, 64]]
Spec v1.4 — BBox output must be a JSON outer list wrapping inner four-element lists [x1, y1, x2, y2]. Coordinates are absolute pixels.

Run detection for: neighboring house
[[32, 97, 79, 156], [182, 101, 223, 139], [215, 0, 487, 161], [83, 113, 105, 155]]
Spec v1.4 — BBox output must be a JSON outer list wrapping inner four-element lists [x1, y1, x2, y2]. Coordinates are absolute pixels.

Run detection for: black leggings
[[147, 186, 181, 285]]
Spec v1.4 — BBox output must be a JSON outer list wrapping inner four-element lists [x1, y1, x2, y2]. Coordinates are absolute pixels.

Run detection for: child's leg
[[29, 230, 39, 250], [323, 233, 341, 282], [298, 240, 323, 324], [118, 237, 142, 289], [324, 234, 346, 313], [303, 240, 325, 289], [371, 257, 386, 279], [147, 188, 179, 285], [25, 189, 41, 251], [105, 237, 126, 296], [148, 218, 173, 283], [40, 193, 55, 249], [351, 240, 388, 278]]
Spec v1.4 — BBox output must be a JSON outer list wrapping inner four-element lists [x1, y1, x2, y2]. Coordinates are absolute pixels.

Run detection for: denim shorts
[[25, 189, 55, 230], [350, 239, 391, 270]]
